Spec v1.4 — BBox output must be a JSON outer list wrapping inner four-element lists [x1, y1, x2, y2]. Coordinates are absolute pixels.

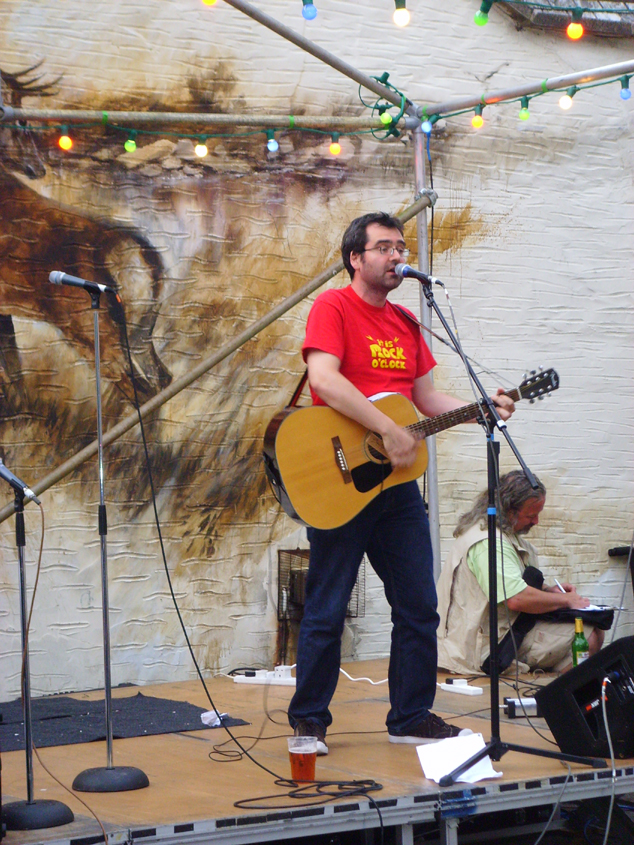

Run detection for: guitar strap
[[393, 302, 443, 342], [287, 370, 309, 408]]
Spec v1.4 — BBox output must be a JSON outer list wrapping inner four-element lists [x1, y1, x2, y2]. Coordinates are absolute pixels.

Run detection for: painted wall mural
[[0, 0, 632, 700]]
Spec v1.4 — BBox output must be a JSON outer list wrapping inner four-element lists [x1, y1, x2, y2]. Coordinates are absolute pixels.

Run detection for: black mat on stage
[[0, 692, 248, 752]]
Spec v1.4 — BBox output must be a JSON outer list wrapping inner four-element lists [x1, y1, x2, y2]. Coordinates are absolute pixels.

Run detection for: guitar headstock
[[518, 367, 560, 403]]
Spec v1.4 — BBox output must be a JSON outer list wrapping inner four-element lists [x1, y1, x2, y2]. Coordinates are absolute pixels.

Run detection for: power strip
[[439, 679, 483, 696], [233, 666, 296, 686]]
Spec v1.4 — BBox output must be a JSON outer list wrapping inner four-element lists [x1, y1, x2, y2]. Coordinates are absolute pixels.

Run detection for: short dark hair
[[341, 211, 404, 280]]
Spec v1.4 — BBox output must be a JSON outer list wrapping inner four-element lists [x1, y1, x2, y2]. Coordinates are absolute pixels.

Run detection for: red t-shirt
[[302, 286, 436, 406]]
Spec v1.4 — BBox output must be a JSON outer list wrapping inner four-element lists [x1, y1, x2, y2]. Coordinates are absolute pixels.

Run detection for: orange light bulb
[[329, 141, 342, 156], [567, 21, 584, 39], [58, 133, 73, 151]]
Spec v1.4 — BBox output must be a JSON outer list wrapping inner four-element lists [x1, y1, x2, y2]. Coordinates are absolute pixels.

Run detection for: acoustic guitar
[[263, 368, 559, 530]]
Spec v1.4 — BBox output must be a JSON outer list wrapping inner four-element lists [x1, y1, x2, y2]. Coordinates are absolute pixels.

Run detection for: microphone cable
[[114, 290, 386, 823], [113, 293, 288, 782]]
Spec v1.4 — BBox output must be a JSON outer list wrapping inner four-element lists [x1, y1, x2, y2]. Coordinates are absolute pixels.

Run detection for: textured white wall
[[0, 0, 632, 699]]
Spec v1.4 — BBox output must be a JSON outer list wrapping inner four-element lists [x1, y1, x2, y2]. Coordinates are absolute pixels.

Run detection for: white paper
[[201, 710, 228, 727], [416, 733, 503, 784]]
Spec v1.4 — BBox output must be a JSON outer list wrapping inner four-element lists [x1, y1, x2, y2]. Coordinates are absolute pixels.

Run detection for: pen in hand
[[554, 578, 566, 593]]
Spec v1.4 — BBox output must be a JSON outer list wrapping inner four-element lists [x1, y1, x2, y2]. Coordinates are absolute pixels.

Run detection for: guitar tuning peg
[[522, 372, 527, 381], [539, 365, 543, 371], [529, 397, 535, 404], [530, 369, 536, 376], [538, 395, 543, 400]]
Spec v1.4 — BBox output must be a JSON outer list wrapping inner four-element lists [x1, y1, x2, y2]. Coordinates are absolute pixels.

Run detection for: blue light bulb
[[302, 2, 317, 20], [267, 138, 279, 152], [421, 120, 433, 134], [621, 88, 632, 100]]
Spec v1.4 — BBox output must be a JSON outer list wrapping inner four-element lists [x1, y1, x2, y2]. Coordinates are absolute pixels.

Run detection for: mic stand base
[[438, 738, 607, 787], [2, 799, 74, 831], [72, 765, 150, 793]]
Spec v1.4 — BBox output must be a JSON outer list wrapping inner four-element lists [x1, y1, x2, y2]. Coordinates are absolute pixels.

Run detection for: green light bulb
[[519, 107, 530, 121], [124, 138, 137, 153], [380, 112, 393, 126], [474, 9, 488, 25]]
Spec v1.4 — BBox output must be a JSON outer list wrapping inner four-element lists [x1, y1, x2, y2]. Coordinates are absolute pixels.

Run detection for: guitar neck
[[408, 387, 521, 441]]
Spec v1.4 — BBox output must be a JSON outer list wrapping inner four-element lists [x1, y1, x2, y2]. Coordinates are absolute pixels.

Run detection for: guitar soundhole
[[367, 444, 388, 463], [364, 433, 390, 464]]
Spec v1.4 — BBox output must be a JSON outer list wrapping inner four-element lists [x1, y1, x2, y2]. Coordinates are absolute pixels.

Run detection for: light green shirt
[[466, 537, 527, 604]]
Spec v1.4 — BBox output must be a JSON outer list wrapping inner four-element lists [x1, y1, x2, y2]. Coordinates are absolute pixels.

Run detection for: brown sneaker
[[294, 719, 328, 755], [389, 713, 473, 745]]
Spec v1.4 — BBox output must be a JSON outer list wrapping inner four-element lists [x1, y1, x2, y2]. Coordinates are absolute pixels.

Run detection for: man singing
[[287, 211, 515, 753]]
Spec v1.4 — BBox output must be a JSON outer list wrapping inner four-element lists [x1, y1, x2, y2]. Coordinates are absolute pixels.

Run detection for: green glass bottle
[[572, 617, 590, 667]]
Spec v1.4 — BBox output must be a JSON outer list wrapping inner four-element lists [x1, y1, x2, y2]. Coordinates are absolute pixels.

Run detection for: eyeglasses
[[362, 245, 410, 258]]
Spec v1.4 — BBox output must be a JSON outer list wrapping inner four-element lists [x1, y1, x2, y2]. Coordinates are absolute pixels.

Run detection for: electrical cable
[[114, 292, 288, 783], [115, 293, 386, 823], [413, 211, 563, 750], [233, 778, 384, 810], [609, 528, 634, 643], [531, 763, 572, 845], [600, 676, 616, 845], [339, 667, 388, 685]]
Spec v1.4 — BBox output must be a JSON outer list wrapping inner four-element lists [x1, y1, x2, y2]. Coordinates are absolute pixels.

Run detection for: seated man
[[437, 471, 609, 675]]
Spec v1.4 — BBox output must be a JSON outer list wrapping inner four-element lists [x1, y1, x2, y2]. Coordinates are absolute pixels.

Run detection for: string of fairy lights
[[48, 121, 383, 156], [420, 73, 632, 131], [201, 0, 413, 27], [204, 0, 634, 36], [36, 67, 632, 155], [2, 0, 631, 155], [475, 0, 634, 38]]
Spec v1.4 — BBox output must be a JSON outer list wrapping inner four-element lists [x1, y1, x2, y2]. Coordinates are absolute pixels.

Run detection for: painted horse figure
[[0, 62, 171, 430]]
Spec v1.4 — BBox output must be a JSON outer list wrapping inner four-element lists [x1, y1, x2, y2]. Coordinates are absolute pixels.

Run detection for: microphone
[[0, 458, 41, 504], [394, 264, 441, 286], [49, 271, 117, 296]]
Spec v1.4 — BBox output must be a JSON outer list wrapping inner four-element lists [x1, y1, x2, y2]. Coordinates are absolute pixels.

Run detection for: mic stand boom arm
[[415, 278, 607, 786]]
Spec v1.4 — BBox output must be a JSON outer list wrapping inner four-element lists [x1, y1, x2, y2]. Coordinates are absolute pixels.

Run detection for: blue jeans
[[288, 481, 439, 735]]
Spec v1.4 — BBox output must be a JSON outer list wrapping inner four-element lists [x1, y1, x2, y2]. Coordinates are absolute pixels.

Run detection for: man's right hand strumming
[[379, 420, 418, 469]]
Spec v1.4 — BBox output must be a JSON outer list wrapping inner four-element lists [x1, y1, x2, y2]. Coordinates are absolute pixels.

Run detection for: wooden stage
[[2, 659, 633, 845]]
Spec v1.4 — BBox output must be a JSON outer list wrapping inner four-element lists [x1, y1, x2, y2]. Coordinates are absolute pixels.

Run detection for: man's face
[[350, 223, 407, 294], [509, 496, 545, 535]]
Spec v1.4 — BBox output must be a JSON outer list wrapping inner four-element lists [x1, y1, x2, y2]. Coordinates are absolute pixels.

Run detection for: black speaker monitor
[[535, 635, 634, 759]]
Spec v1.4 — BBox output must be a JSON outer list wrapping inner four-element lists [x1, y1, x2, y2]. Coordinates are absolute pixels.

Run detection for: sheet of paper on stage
[[417, 733, 503, 784], [201, 710, 229, 727]]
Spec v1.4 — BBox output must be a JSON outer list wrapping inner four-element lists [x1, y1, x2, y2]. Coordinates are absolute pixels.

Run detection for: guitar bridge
[[332, 436, 352, 484]]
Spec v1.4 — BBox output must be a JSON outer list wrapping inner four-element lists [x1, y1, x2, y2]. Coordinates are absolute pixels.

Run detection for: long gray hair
[[453, 471, 546, 537]]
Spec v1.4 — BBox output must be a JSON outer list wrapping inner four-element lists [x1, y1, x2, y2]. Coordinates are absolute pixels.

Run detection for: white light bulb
[[393, 7, 410, 26]]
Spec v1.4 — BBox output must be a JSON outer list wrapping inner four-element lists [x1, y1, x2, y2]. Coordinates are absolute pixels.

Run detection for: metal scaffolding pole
[[418, 58, 634, 117], [411, 126, 442, 581], [0, 108, 398, 129], [221, 0, 409, 110]]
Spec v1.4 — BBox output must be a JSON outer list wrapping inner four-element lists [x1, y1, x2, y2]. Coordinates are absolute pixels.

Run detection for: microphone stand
[[71, 288, 148, 793], [414, 277, 607, 786], [1, 489, 74, 830]]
